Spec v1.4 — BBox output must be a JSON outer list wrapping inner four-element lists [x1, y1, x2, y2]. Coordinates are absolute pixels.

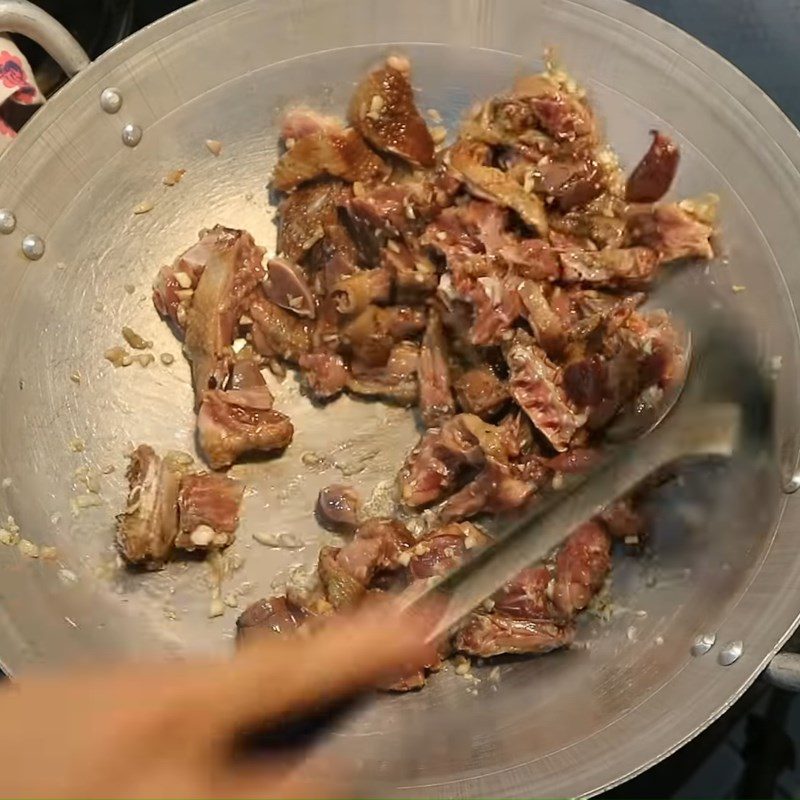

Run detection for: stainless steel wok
[[2, 0, 800, 796]]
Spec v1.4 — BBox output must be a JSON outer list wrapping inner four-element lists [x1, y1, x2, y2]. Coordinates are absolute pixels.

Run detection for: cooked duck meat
[[152, 226, 241, 331], [532, 158, 603, 211], [455, 612, 575, 657], [307, 223, 360, 290], [236, 595, 309, 642], [184, 229, 265, 405], [550, 211, 627, 251], [381, 242, 439, 301], [449, 139, 549, 235], [248, 290, 312, 363], [175, 472, 244, 551], [559, 247, 658, 288], [347, 341, 420, 405], [349, 57, 435, 168], [418, 312, 455, 427], [330, 267, 392, 315], [280, 107, 342, 141], [299, 351, 349, 400], [116, 445, 185, 569], [453, 365, 509, 419], [316, 484, 361, 531], [319, 518, 415, 608], [277, 181, 350, 262], [498, 238, 560, 280], [263, 257, 316, 318], [626, 131, 680, 203], [599, 498, 645, 542], [273, 122, 388, 192], [512, 76, 596, 143], [347, 182, 437, 240], [407, 522, 489, 579], [467, 273, 524, 346], [628, 202, 714, 263], [492, 566, 553, 619], [341, 305, 426, 367], [517, 279, 566, 356], [505, 331, 586, 452], [562, 355, 608, 408], [197, 383, 294, 470], [551, 520, 611, 617]]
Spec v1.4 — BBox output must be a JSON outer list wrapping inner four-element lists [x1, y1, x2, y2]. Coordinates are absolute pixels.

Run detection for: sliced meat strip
[[625, 131, 680, 203], [381, 242, 438, 302], [307, 223, 360, 291], [236, 596, 309, 642], [559, 247, 658, 288], [498, 238, 560, 281], [349, 57, 435, 168], [299, 351, 349, 400], [347, 341, 420, 406], [453, 365, 509, 419], [272, 126, 388, 191], [248, 290, 312, 363], [504, 331, 586, 452], [175, 472, 244, 551], [418, 311, 455, 427], [627, 202, 714, 263], [517, 279, 566, 356], [116, 445, 186, 569], [406, 521, 489, 579], [341, 305, 426, 367], [454, 612, 575, 657], [330, 267, 392, 315]]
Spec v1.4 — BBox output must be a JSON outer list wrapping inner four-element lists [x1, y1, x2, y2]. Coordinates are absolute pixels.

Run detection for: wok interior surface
[[0, 1, 800, 796]]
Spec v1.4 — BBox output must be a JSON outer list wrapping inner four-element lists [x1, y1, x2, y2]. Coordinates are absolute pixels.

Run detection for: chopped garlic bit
[[133, 201, 154, 215], [160, 352, 175, 366], [58, 567, 77, 583], [174, 271, 192, 289], [0, 529, 20, 546], [40, 546, 58, 560], [1, 477, 10, 489], [69, 437, 85, 453], [426, 108, 443, 123], [205, 139, 223, 156], [453, 655, 472, 676], [121, 326, 152, 350], [124, 283, 136, 294], [252, 531, 304, 549], [487, 666, 501, 683], [17, 539, 39, 558], [69, 371, 81, 384], [104, 346, 129, 368], [231, 337, 247, 354], [430, 125, 448, 145], [134, 353, 155, 367], [208, 597, 225, 618], [162, 168, 186, 186], [732, 285, 746, 293]]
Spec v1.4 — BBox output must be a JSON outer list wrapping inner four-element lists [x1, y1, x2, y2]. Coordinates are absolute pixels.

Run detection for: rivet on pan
[[690, 632, 716, 657], [99, 87, 122, 114], [121, 123, 143, 147], [718, 640, 743, 666], [0, 208, 16, 234], [783, 471, 800, 494], [21, 234, 44, 260]]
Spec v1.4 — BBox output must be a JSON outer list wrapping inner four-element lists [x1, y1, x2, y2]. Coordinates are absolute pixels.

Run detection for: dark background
[[13, 1, 800, 797]]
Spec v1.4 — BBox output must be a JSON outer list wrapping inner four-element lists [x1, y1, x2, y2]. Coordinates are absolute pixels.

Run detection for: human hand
[[0, 599, 436, 799]]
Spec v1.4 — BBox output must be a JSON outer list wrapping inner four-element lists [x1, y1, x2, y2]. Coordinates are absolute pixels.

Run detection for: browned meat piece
[[299, 351, 349, 400], [449, 139, 548, 235], [628, 202, 714, 263], [152, 226, 241, 331], [550, 211, 627, 251], [277, 181, 350, 262], [280, 107, 341, 141], [492, 566, 553, 618], [341, 305, 426, 367], [330, 267, 392, 315], [236, 595, 308, 642], [599, 498, 645, 543], [316, 484, 360, 531], [532, 158, 603, 210], [505, 331, 586, 452], [272, 127, 388, 191], [319, 518, 415, 608], [308, 224, 360, 290], [197, 383, 293, 470], [116, 445, 184, 569], [626, 131, 680, 203], [349, 57, 435, 168], [559, 247, 658, 288], [551, 520, 611, 617], [454, 365, 509, 419], [408, 522, 489, 579], [381, 242, 438, 301], [263, 257, 316, 318], [562, 355, 607, 407], [346, 181, 438, 240], [455, 612, 574, 657], [249, 290, 312, 363], [419, 312, 455, 427], [184, 229, 265, 406], [175, 472, 244, 551], [347, 341, 420, 405], [513, 77, 596, 143], [466, 273, 524, 346], [517, 279, 566, 356], [499, 238, 560, 281]]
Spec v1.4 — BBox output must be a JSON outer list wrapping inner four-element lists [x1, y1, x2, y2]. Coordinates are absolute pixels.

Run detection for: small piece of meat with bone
[[419, 312, 455, 427], [248, 290, 312, 363], [276, 181, 350, 262], [455, 612, 574, 657], [513, 76, 596, 143], [152, 226, 241, 331], [449, 139, 548, 235], [280, 107, 341, 141], [330, 267, 392, 315], [236, 595, 309, 643], [175, 472, 244, 551], [407, 522, 490, 579], [349, 57, 435, 168], [116, 445, 184, 569], [551, 520, 611, 617], [626, 131, 680, 203], [272, 126, 388, 191], [381, 242, 438, 301], [347, 341, 420, 406], [184, 229, 265, 406], [559, 247, 658, 288], [628, 202, 714, 263], [454, 365, 509, 419], [299, 351, 349, 400], [505, 331, 586, 452], [316, 484, 361, 532], [517, 279, 566, 357], [498, 238, 560, 281], [197, 370, 293, 469], [341, 305, 426, 367], [263, 257, 316, 318], [318, 518, 415, 608]]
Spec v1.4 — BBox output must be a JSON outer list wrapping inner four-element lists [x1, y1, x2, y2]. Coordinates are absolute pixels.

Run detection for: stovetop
[[16, 1, 800, 797]]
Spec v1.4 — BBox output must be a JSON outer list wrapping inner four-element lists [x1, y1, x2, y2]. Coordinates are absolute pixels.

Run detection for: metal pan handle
[[0, 0, 89, 78]]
